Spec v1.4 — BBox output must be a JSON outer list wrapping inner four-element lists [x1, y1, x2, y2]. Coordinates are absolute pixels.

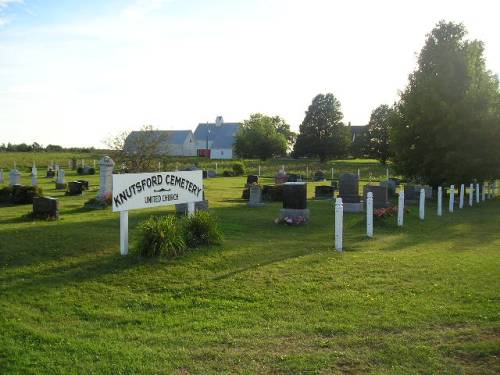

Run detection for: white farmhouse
[[194, 116, 241, 159], [123, 130, 197, 157]]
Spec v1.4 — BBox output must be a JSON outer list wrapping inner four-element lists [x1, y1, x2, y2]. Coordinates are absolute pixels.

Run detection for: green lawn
[[0, 167, 499, 374]]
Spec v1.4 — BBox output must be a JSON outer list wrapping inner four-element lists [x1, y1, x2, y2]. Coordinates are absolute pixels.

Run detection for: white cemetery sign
[[112, 170, 203, 255]]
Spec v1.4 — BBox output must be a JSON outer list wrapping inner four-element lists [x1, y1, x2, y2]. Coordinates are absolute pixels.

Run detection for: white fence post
[[459, 184, 464, 209], [366, 192, 373, 238], [398, 191, 405, 227], [476, 183, 480, 203], [120, 211, 129, 256], [437, 186, 442, 216], [419, 188, 425, 220], [449, 185, 455, 213], [335, 198, 343, 252], [469, 183, 473, 206]]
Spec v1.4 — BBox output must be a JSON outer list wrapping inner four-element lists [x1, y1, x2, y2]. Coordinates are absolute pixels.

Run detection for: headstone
[[46, 169, 55, 178], [32, 197, 59, 219], [404, 185, 419, 204], [422, 185, 433, 199], [71, 158, 77, 170], [315, 185, 334, 200], [279, 182, 310, 221], [246, 175, 259, 186], [313, 170, 325, 182], [363, 185, 389, 209], [287, 173, 301, 182], [339, 173, 363, 212], [380, 180, 397, 197], [176, 194, 209, 214], [54, 164, 60, 172], [9, 169, 21, 186], [207, 170, 217, 178], [97, 156, 115, 200], [275, 169, 287, 184], [75, 180, 90, 190], [0, 169, 3, 184], [67, 181, 84, 195], [202, 170, 208, 179], [31, 165, 37, 186], [55, 169, 66, 190], [248, 185, 264, 207]]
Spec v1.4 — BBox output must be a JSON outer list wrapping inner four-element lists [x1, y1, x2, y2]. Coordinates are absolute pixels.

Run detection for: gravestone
[[67, 181, 84, 196], [287, 173, 301, 183], [202, 170, 208, 179], [331, 181, 338, 190], [275, 169, 287, 184], [33, 197, 59, 219], [363, 185, 389, 209], [46, 169, 55, 178], [279, 182, 310, 221], [207, 170, 216, 178], [31, 164, 37, 186], [0, 169, 3, 184], [339, 173, 363, 212], [422, 185, 433, 199], [246, 175, 259, 186], [404, 185, 419, 204], [315, 185, 334, 200], [71, 158, 77, 170], [55, 169, 66, 190], [248, 185, 264, 207], [380, 180, 397, 197], [313, 170, 326, 182], [76, 180, 90, 190], [9, 169, 21, 186], [97, 156, 115, 201], [176, 192, 209, 214]]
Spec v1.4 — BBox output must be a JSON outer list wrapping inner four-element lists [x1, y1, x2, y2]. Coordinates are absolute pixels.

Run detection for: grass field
[[0, 164, 499, 374], [0, 152, 391, 181]]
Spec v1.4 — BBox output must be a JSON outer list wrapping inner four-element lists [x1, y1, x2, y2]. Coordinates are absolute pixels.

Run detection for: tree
[[350, 127, 370, 158], [392, 21, 500, 186], [365, 104, 396, 164], [234, 114, 287, 160], [104, 125, 169, 172], [293, 93, 351, 162], [272, 116, 297, 151]]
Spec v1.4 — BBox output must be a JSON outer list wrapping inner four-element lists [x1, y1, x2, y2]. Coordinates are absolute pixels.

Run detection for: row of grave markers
[[334, 181, 497, 251]]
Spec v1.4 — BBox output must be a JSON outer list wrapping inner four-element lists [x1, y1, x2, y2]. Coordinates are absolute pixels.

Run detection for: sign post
[[113, 170, 203, 255]]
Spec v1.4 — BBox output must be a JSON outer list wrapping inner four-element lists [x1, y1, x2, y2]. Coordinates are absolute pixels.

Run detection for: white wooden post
[[366, 192, 373, 238], [476, 183, 480, 203], [335, 198, 343, 251], [397, 191, 404, 226], [449, 185, 455, 213], [357, 169, 360, 178], [187, 202, 195, 217], [482, 183, 486, 201], [437, 186, 442, 216], [419, 188, 425, 220], [459, 184, 464, 209], [120, 211, 128, 256], [469, 183, 473, 206]]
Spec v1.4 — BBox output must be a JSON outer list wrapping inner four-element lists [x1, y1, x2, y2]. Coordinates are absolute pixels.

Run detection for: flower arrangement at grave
[[274, 215, 308, 226], [84, 191, 112, 209], [373, 206, 397, 219]]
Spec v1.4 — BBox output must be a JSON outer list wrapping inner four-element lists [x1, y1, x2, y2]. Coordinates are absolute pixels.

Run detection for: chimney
[[215, 116, 223, 127]]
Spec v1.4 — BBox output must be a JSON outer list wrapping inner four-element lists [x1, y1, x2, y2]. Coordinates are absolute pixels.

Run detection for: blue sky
[[1, 0, 499, 147]]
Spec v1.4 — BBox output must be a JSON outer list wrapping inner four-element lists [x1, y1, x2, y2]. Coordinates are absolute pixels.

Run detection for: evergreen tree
[[365, 104, 395, 164], [293, 93, 351, 162], [392, 21, 500, 186]]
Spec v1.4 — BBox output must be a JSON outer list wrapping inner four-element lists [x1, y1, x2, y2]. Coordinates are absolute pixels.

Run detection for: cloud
[[120, 0, 172, 21], [0, 0, 23, 27]]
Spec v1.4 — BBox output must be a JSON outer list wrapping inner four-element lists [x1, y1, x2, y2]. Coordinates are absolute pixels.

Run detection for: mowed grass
[[0, 168, 499, 374]]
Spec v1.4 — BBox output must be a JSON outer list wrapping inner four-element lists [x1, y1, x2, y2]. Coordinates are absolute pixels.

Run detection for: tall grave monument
[[97, 156, 115, 201]]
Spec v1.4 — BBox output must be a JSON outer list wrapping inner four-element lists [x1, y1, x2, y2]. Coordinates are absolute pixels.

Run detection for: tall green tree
[[293, 93, 351, 162], [392, 21, 500, 186], [234, 114, 288, 160], [365, 104, 396, 164]]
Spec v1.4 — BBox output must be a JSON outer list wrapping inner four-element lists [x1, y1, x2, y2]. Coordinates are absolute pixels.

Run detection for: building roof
[[194, 122, 241, 149], [350, 125, 367, 135], [123, 130, 192, 154]]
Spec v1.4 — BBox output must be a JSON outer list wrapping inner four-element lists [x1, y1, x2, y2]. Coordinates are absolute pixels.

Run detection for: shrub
[[181, 211, 222, 248], [136, 216, 186, 257], [77, 167, 83, 175], [223, 170, 234, 177], [0, 187, 12, 203], [232, 162, 245, 176], [88, 167, 96, 175]]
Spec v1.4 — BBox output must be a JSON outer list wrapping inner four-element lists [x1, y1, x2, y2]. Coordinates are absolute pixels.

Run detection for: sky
[[0, 0, 499, 148]]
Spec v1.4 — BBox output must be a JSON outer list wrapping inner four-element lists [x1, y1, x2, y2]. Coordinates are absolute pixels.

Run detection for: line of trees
[[0, 143, 98, 153]]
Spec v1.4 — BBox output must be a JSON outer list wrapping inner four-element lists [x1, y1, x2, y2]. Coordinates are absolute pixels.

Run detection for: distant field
[[0, 152, 391, 181], [0, 164, 499, 374]]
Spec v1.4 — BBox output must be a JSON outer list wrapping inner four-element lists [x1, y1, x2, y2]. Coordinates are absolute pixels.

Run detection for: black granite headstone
[[283, 182, 307, 209], [246, 175, 259, 185], [33, 197, 59, 219], [364, 185, 389, 208], [339, 173, 361, 203], [46, 170, 55, 178], [76, 180, 90, 190], [315, 185, 334, 200], [313, 170, 326, 181], [67, 181, 83, 195]]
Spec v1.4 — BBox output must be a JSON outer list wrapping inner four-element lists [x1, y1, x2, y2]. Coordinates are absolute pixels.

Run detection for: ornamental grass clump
[[136, 216, 186, 257], [181, 211, 223, 248]]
